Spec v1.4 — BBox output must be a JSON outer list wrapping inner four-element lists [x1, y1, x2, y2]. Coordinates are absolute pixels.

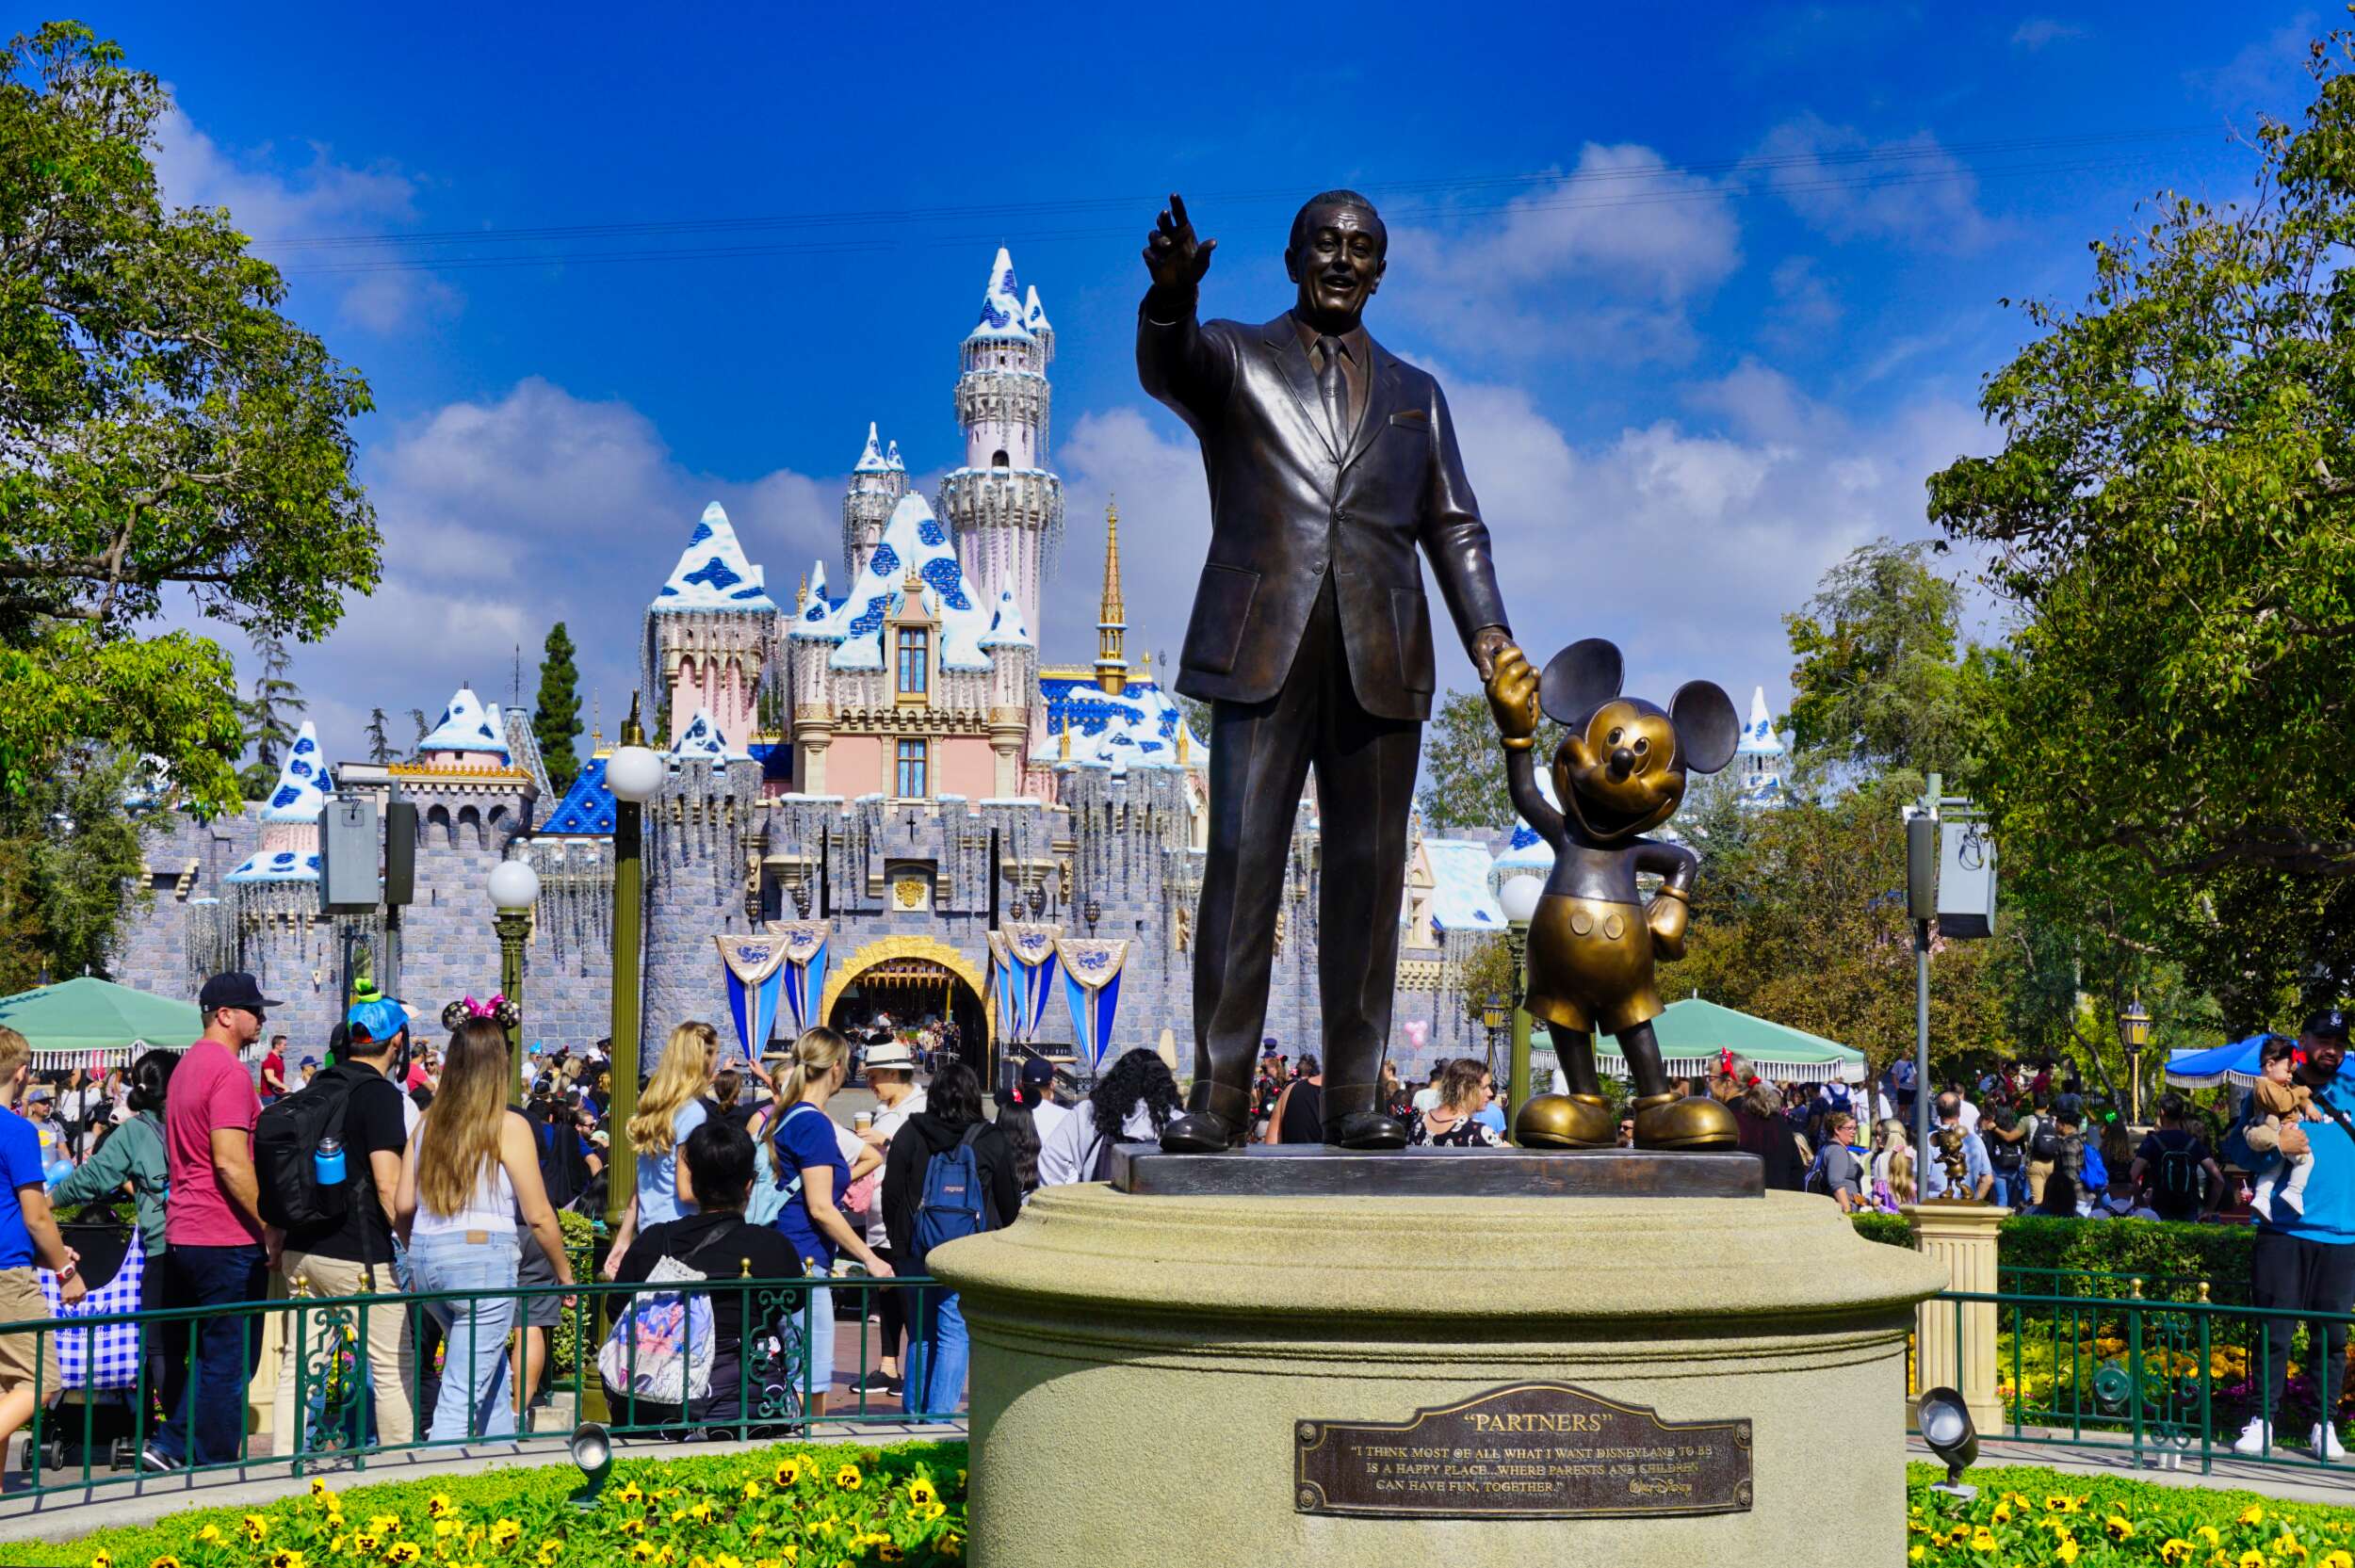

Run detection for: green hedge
[[1906, 1462, 2355, 1562], [0, 1437, 968, 1567], [1851, 1212, 2254, 1300]]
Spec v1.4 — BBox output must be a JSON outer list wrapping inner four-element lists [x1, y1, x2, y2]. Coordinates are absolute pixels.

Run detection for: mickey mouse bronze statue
[[1486, 638, 1741, 1151]]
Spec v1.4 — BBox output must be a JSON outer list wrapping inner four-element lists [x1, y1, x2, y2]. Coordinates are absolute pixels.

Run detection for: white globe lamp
[[605, 744, 665, 805], [1498, 874, 1545, 927], [488, 856, 541, 913]]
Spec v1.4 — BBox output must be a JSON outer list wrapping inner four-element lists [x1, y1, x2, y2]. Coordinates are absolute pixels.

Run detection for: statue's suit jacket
[[1137, 305, 1508, 721]]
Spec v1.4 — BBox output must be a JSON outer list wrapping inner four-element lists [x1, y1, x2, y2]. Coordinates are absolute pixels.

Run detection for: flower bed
[[1907, 1463, 2355, 1563], [0, 1438, 967, 1568]]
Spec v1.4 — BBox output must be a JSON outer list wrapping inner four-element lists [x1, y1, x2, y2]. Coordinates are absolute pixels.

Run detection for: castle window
[[896, 626, 930, 698], [895, 738, 929, 799], [991, 449, 1010, 468]]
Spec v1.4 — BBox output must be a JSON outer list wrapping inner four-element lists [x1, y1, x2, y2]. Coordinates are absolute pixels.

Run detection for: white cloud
[[1750, 114, 1996, 251], [2010, 18, 2086, 50], [148, 101, 452, 334], [2190, 14, 2318, 111], [1384, 143, 1743, 364], [1761, 255, 1842, 352]]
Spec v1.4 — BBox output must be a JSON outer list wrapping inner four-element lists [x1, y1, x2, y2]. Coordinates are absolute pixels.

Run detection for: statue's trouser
[[1191, 577, 1420, 1127]]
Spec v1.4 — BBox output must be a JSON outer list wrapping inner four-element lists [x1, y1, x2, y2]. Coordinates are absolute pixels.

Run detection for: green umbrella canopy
[[1594, 997, 1866, 1086], [0, 977, 202, 1055]]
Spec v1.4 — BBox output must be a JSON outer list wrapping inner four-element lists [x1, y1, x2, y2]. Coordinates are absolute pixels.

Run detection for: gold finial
[[904, 566, 925, 595], [622, 690, 645, 749], [796, 571, 808, 613], [1059, 724, 1071, 762], [591, 691, 605, 755], [1178, 723, 1190, 764], [1096, 497, 1128, 695], [1099, 497, 1125, 625]]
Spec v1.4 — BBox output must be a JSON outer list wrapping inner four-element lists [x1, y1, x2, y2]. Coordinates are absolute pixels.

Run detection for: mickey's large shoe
[[1631, 1091, 1739, 1151], [1159, 1109, 1243, 1154], [1513, 1092, 1615, 1149], [1324, 1110, 1410, 1150]]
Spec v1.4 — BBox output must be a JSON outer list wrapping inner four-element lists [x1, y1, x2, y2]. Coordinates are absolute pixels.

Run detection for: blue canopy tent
[[2163, 1034, 2273, 1091]]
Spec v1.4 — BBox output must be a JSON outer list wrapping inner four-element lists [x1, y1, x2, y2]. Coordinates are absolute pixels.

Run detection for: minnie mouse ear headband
[[442, 994, 522, 1032], [1536, 639, 1742, 775]]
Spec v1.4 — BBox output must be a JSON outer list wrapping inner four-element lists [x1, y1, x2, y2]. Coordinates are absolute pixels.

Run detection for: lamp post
[[2120, 996, 2152, 1125], [1498, 875, 1545, 1122], [488, 856, 540, 1103], [602, 697, 667, 1237], [1082, 896, 1102, 937], [1479, 994, 1508, 1079]]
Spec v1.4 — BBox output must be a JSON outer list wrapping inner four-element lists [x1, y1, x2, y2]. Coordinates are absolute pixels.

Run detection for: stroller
[[25, 1217, 146, 1474]]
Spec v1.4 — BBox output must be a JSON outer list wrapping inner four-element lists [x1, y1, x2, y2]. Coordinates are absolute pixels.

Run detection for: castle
[[108, 250, 1788, 1082]]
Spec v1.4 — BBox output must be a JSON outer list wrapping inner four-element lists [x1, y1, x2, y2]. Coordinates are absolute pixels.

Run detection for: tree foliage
[[0, 752, 153, 992], [1417, 687, 1562, 836], [0, 23, 378, 815], [532, 622, 583, 793], [236, 633, 303, 798], [1928, 32, 2355, 909], [364, 707, 392, 766]]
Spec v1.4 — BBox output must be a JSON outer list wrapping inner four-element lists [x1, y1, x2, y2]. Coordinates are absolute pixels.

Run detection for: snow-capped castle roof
[[968, 247, 1034, 342], [259, 720, 333, 822], [417, 686, 508, 758], [669, 709, 749, 762], [654, 503, 777, 614], [224, 845, 322, 884], [853, 423, 890, 474], [885, 440, 904, 473], [976, 588, 1033, 651], [1035, 675, 1207, 775], [1023, 284, 1050, 336], [1738, 687, 1784, 757], [1424, 839, 1506, 932], [803, 493, 996, 671]]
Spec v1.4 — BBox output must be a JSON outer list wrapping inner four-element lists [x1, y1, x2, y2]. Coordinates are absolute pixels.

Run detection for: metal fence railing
[[1926, 1281, 2355, 1474], [0, 1268, 954, 1501]]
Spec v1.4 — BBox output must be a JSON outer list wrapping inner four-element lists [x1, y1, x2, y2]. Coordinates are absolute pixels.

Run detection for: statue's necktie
[[1316, 334, 1349, 452]]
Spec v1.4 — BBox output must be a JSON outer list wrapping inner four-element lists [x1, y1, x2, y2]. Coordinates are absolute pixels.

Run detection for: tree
[[0, 752, 153, 992], [1927, 27, 2355, 1010], [0, 24, 378, 816], [1781, 539, 1988, 785], [409, 709, 430, 756], [365, 707, 393, 766], [532, 622, 583, 793], [237, 634, 304, 796], [1417, 688, 1561, 836]]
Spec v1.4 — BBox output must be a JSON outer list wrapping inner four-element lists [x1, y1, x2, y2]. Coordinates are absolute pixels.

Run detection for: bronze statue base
[[1106, 1143, 1762, 1199]]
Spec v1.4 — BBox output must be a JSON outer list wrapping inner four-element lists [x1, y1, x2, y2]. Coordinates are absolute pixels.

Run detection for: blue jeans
[[901, 1287, 967, 1416], [407, 1230, 517, 1442], [154, 1241, 268, 1465]]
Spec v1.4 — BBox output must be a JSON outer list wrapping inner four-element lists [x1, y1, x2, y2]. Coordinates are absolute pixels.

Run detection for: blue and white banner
[[1055, 938, 1129, 1069], [995, 922, 1061, 1043], [764, 919, 831, 1036], [716, 933, 790, 1063]]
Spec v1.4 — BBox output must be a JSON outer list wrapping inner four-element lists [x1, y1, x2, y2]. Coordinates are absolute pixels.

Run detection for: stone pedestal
[[1904, 1201, 2008, 1435], [932, 1172, 1945, 1567]]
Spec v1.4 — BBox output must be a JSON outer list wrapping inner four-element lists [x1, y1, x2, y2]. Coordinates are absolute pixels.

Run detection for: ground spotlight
[[568, 1421, 613, 1509], [1916, 1386, 1979, 1500]]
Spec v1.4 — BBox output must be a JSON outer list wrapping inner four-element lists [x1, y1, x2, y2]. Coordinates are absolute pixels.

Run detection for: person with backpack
[[770, 1027, 893, 1419], [1037, 1049, 1183, 1186], [394, 1014, 576, 1441], [601, 1119, 798, 1433], [1802, 1109, 1867, 1211], [884, 1063, 1017, 1417], [2125, 1095, 2220, 1221], [1982, 1105, 2029, 1209], [261, 997, 418, 1453]]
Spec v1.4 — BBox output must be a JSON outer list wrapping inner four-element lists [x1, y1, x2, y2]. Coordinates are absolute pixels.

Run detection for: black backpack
[[2152, 1133, 2201, 1211], [2029, 1118, 2062, 1162], [254, 1063, 368, 1231], [1986, 1128, 2023, 1172], [535, 1118, 583, 1211]]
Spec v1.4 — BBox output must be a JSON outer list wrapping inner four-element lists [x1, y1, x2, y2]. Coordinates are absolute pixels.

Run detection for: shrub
[[1852, 1211, 2254, 1301], [1853, 1212, 1914, 1248], [0, 1437, 967, 1568], [1906, 1462, 2355, 1563]]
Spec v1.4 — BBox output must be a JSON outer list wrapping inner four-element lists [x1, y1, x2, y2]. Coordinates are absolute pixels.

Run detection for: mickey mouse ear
[[1670, 681, 1741, 774], [1539, 639, 1624, 725], [440, 998, 467, 1032]]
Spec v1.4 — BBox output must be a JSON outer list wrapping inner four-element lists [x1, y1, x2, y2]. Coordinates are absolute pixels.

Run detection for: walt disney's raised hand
[[1648, 887, 1691, 961], [1485, 642, 1539, 751], [1143, 193, 1216, 292]]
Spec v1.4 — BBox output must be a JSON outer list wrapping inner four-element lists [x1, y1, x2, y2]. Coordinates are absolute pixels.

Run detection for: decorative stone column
[[796, 706, 834, 796], [987, 706, 1028, 798], [1903, 1201, 2007, 1435]]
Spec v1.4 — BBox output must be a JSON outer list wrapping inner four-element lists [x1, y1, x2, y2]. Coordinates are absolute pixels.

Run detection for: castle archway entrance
[[820, 935, 993, 1079]]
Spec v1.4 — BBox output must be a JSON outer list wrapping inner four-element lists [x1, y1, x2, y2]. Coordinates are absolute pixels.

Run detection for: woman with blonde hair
[[395, 1017, 575, 1441], [599, 1022, 722, 1278], [1405, 1059, 1504, 1147], [771, 1026, 893, 1417]]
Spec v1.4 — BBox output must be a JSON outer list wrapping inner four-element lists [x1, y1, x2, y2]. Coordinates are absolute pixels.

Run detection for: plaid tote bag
[[41, 1244, 144, 1391]]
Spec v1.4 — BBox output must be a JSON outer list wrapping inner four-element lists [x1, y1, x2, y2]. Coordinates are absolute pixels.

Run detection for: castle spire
[[1095, 497, 1129, 696]]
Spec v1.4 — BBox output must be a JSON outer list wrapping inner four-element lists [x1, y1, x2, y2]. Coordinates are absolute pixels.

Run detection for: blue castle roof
[[1036, 674, 1208, 775], [541, 755, 617, 835]]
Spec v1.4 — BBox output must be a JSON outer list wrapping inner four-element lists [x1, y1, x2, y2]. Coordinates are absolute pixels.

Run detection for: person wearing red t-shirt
[[258, 1036, 287, 1106], [141, 972, 276, 1473]]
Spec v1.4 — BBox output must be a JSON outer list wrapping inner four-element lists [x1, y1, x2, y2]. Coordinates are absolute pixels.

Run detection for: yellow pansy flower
[[835, 1463, 864, 1491], [1991, 1505, 2012, 1525], [2159, 1541, 2195, 1566], [908, 1477, 938, 1509], [429, 1495, 456, 1519], [2321, 1551, 2354, 1568], [388, 1546, 422, 1566], [773, 1460, 804, 1488], [2244, 1507, 2269, 1527], [356, 1536, 382, 1554], [243, 1516, 272, 1544], [197, 1528, 224, 1545], [629, 1546, 657, 1564], [2055, 1541, 2079, 1565], [618, 1483, 644, 1505], [269, 1553, 308, 1568], [2045, 1495, 2084, 1513], [939, 1536, 962, 1560], [148, 1558, 183, 1568], [2242, 1551, 2271, 1568], [487, 1521, 520, 1549], [741, 1481, 761, 1501], [2203, 1528, 2226, 1546], [89, 1555, 113, 1568], [1908, 1550, 1925, 1563], [2105, 1515, 2136, 1541], [1971, 1528, 1998, 1552]]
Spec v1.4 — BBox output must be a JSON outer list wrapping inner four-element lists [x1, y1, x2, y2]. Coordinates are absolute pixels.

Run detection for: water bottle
[[314, 1136, 347, 1187]]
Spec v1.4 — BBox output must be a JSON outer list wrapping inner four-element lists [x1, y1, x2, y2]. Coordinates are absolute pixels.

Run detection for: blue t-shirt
[[771, 1102, 850, 1273], [636, 1099, 707, 1226], [2266, 1070, 2355, 1245], [0, 1110, 47, 1268], [1473, 1104, 1507, 1134]]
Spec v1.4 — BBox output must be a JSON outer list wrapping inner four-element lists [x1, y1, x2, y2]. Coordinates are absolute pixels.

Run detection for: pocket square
[[1387, 409, 1429, 428]]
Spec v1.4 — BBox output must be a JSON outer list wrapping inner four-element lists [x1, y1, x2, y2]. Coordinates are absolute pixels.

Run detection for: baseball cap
[[199, 972, 283, 1016], [2305, 1008, 2351, 1043], [299, 1056, 318, 1069], [25, 1086, 52, 1103], [1018, 1057, 1056, 1091], [346, 996, 410, 1046]]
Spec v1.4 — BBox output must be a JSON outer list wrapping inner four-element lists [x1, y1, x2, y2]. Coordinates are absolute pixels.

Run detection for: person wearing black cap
[[2235, 1007, 2355, 1460], [1015, 1056, 1068, 1148], [143, 972, 279, 1472]]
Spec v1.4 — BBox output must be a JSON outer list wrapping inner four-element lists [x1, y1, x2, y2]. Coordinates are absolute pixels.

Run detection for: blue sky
[[86, 0, 2325, 758]]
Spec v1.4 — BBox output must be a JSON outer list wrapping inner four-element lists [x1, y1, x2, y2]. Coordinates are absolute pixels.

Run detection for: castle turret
[[843, 422, 908, 584], [940, 247, 1064, 639], [1095, 499, 1128, 696], [650, 502, 777, 749], [1736, 686, 1785, 807]]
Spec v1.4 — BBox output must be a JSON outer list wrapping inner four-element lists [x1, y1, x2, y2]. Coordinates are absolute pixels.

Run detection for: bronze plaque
[[1293, 1382, 1752, 1519]]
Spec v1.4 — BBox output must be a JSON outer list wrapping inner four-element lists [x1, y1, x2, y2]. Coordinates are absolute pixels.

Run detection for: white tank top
[[410, 1123, 517, 1238]]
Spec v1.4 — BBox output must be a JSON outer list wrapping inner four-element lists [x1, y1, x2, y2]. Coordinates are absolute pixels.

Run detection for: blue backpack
[[911, 1124, 993, 1268]]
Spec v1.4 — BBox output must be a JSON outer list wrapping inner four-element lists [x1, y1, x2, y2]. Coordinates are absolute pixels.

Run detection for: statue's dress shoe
[[1159, 1109, 1242, 1153], [1324, 1111, 1410, 1150], [1631, 1091, 1739, 1151], [1513, 1092, 1615, 1149]]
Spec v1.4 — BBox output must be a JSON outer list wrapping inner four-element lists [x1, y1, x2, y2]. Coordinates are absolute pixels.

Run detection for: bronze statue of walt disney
[[1486, 638, 1742, 1151]]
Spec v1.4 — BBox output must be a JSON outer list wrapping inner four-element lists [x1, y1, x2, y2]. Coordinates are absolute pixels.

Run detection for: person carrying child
[[2247, 1034, 2326, 1219]]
